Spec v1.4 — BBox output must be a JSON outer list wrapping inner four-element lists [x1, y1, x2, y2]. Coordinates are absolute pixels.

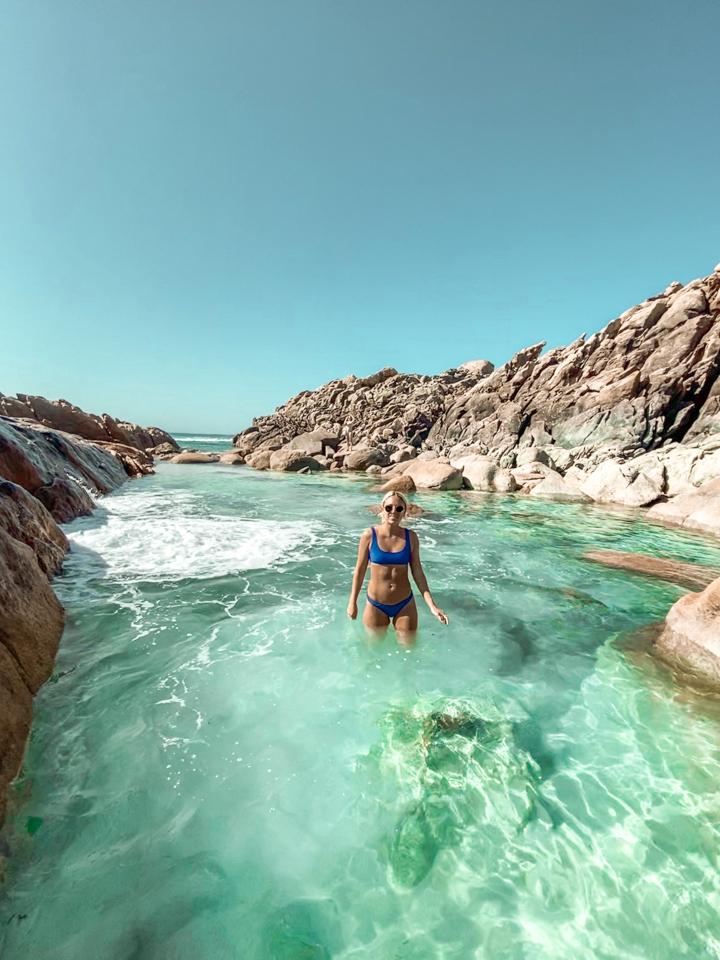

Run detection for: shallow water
[[3, 465, 720, 959]]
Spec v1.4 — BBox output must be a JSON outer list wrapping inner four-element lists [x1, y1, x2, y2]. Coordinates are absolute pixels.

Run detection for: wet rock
[[0, 417, 132, 517], [168, 452, 219, 464], [401, 460, 463, 491], [0, 481, 68, 577], [34, 478, 95, 524], [655, 577, 720, 683], [583, 550, 720, 589]]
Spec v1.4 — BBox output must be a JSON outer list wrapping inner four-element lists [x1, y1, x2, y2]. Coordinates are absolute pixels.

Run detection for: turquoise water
[[3, 465, 720, 958]]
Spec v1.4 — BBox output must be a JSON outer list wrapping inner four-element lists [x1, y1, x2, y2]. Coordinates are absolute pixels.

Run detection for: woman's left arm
[[409, 530, 449, 625]]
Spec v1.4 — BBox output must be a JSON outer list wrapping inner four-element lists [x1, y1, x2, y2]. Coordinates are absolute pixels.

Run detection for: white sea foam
[[65, 488, 324, 582]]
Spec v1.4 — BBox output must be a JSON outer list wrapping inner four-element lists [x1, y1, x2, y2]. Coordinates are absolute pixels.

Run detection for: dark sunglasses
[[384, 504, 404, 513]]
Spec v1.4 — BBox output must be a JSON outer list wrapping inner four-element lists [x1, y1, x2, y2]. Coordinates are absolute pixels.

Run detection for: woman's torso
[[368, 526, 412, 602]]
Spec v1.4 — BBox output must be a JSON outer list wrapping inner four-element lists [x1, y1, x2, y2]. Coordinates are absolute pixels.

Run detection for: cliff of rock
[[0, 393, 179, 454], [234, 361, 495, 456], [237, 265, 720, 474], [0, 410, 157, 831]]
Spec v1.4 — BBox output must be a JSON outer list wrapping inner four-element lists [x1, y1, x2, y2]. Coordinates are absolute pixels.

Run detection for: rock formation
[[236, 263, 720, 512], [0, 401, 164, 829], [655, 577, 720, 683], [0, 393, 179, 453]]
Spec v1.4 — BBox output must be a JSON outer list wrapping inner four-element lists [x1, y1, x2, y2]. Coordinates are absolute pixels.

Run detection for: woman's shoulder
[[360, 526, 374, 540]]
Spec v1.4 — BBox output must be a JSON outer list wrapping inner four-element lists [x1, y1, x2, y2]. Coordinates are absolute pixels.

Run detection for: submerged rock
[[370, 699, 542, 888], [584, 550, 720, 590]]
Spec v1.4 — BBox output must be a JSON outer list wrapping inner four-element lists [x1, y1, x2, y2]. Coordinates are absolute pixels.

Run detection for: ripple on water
[[3, 467, 720, 959]]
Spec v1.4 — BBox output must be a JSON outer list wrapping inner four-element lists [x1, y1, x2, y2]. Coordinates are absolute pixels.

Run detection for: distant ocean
[[172, 432, 235, 454]]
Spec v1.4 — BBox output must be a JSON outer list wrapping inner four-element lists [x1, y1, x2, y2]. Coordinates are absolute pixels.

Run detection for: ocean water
[[3, 464, 720, 959], [173, 434, 236, 455]]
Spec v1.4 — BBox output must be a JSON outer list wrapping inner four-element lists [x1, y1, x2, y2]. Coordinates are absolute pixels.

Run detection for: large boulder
[[34, 478, 95, 524], [647, 476, 720, 535], [218, 450, 246, 465], [0, 480, 68, 577], [284, 430, 339, 456], [458, 360, 494, 377], [344, 447, 389, 470], [246, 450, 273, 470], [580, 460, 664, 507], [654, 577, 720, 683], [269, 449, 325, 472], [380, 474, 416, 493], [145, 426, 180, 451], [401, 460, 463, 491], [529, 473, 591, 502], [0, 417, 131, 519], [454, 456, 500, 491]]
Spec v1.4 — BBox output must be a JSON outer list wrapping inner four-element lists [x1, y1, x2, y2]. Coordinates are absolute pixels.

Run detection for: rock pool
[[3, 463, 720, 959]]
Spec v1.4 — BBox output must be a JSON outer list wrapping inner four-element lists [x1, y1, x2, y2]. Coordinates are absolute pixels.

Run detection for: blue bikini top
[[369, 526, 412, 566]]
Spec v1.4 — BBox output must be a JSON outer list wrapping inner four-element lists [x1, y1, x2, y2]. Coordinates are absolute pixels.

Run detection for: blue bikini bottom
[[368, 593, 414, 618]]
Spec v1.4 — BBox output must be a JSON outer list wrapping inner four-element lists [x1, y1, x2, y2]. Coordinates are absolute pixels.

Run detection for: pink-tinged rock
[[647, 476, 720, 535], [455, 457, 498, 491], [380, 474, 416, 493], [269, 449, 325, 472], [580, 460, 663, 507], [169, 452, 219, 464], [655, 576, 720, 682], [344, 447, 389, 470], [401, 460, 463, 491], [583, 550, 720, 590], [247, 450, 273, 470], [218, 450, 246, 465], [0, 480, 68, 577], [493, 468, 518, 493], [530, 473, 591, 502]]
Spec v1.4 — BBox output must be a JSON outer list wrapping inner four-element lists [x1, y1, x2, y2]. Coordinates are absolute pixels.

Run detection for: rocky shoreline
[[0, 399, 179, 828], [232, 262, 720, 682], [4, 262, 720, 829]]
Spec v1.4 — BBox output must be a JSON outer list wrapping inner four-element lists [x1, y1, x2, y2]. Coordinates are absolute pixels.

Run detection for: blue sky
[[1, 0, 719, 434]]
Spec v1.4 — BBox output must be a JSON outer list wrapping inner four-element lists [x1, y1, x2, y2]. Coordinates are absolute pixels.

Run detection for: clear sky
[[1, 0, 719, 435]]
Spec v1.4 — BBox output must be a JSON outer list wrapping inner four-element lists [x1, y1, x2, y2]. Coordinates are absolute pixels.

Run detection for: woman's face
[[382, 496, 405, 523]]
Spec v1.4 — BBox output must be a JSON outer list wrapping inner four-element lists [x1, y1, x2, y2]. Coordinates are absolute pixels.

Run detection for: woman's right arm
[[347, 529, 372, 619]]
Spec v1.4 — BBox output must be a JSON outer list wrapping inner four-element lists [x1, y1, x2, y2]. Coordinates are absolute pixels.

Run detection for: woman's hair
[[380, 490, 409, 512]]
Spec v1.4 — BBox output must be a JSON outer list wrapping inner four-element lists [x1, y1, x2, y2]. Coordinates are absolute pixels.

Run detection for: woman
[[347, 491, 449, 642]]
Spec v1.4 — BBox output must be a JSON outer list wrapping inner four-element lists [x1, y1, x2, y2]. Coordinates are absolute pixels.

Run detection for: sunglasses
[[384, 504, 404, 513]]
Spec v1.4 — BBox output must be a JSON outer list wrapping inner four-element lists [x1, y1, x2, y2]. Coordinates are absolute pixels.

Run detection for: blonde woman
[[347, 491, 449, 642]]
